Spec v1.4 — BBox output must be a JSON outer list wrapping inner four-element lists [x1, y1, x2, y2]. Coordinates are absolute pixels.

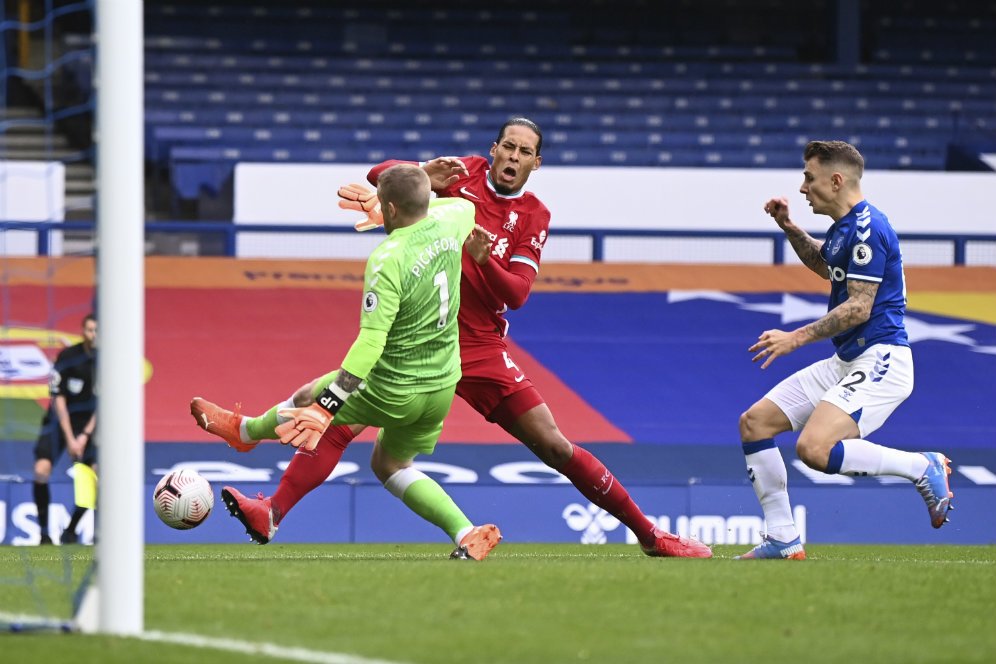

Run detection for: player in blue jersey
[[736, 140, 954, 560]]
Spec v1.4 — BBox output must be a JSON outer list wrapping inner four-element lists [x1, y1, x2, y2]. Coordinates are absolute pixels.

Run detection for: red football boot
[[221, 486, 277, 544], [641, 528, 713, 558]]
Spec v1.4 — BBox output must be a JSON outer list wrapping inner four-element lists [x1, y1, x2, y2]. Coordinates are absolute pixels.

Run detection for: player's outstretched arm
[[366, 160, 412, 186], [421, 156, 469, 191], [277, 321, 390, 449], [749, 279, 877, 369], [764, 197, 827, 279], [365, 157, 467, 192], [339, 183, 384, 232], [801, 278, 877, 341], [276, 371, 358, 451]]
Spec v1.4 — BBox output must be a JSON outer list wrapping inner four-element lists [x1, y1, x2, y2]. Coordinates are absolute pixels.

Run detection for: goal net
[[1, 0, 100, 632]]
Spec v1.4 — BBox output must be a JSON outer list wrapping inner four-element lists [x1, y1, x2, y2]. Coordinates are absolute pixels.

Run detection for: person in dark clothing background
[[33, 313, 97, 545]]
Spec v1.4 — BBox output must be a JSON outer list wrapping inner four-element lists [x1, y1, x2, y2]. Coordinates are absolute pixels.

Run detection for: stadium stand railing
[[4, 220, 996, 267], [32, 1, 996, 216]]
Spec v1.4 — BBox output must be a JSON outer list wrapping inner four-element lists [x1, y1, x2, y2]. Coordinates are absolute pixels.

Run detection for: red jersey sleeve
[[369, 156, 482, 189], [506, 199, 551, 278], [478, 259, 537, 310], [366, 160, 416, 186]]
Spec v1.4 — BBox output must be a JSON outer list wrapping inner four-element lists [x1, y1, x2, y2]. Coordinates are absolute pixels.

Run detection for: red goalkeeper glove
[[274, 384, 350, 451], [338, 183, 384, 232]]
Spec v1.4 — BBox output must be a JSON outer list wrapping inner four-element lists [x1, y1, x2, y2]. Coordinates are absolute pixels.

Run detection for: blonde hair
[[377, 164, 430, 217]]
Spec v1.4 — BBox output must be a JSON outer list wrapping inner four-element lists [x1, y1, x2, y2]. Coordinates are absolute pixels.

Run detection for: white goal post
[[84, 0, 145, 636]]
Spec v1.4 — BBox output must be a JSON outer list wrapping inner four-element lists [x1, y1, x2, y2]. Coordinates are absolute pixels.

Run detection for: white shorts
[[764, 344, 914, 438]]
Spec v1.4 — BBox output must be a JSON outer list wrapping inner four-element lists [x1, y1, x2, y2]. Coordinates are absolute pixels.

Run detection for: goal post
[[91, 0, 144, 635]]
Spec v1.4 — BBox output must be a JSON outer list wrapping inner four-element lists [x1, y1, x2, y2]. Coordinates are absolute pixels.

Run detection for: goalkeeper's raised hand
[[338, 183, 384, 232], [275, 404, 331, 451], [275, 383, 351, 451]]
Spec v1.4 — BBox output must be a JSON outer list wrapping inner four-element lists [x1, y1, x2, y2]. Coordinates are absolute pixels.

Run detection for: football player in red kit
[[194, 118, 711, 558]]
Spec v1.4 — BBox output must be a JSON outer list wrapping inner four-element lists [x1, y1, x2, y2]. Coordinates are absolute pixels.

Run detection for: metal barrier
[[2, 219, 995, 265]]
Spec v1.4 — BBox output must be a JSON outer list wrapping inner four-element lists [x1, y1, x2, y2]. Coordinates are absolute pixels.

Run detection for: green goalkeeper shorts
[[333, 378, 457, 460]]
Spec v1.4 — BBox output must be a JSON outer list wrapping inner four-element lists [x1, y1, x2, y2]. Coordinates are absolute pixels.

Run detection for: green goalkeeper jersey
[[340, 197, 476, 394]]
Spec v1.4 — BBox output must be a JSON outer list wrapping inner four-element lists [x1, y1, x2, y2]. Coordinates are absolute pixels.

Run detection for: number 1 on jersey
[[433, 271, 450, 328]]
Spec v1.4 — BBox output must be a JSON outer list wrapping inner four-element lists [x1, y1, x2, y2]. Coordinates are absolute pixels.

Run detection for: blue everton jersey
[[820, 200, 909, 361]]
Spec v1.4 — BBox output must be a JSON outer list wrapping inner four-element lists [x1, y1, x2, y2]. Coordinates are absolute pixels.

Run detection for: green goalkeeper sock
[[245, 371, 339, 441], [244, 404, 284, 440], [385, 468, 472, 543]]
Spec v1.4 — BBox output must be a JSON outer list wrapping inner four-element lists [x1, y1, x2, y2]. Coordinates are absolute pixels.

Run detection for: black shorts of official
[[34, 426, 97, 466]]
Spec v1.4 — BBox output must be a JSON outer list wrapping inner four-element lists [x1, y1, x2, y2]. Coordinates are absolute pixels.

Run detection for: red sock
[[560, 444, 656, 545], [270, 424, 354, 524]]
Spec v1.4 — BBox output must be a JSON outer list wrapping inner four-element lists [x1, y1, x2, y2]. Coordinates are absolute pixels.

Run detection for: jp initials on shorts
[[765, 344, 914, 438]]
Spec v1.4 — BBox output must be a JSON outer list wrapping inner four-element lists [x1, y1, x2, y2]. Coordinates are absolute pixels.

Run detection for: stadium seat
[[130, 0, 996, 215]]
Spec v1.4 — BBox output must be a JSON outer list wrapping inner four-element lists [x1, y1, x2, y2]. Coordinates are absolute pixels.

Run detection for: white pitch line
[[0, 610, 72, 631], [139, 630, 409, 664], [2, 612, 406, 664]]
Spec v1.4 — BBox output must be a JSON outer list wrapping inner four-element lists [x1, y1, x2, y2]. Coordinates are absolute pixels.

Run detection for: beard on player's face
[[491, 164, 521, 194]]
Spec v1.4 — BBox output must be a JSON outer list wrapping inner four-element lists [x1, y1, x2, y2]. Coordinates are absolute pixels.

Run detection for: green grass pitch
[[2, 543, 994, 663]]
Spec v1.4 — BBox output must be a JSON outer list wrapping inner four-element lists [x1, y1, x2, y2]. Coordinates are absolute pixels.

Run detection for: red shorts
[[456, 337, 544, 426]]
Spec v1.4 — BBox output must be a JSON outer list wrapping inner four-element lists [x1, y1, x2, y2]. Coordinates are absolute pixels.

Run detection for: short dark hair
[[83, 313, 96, 325], [377, 163, 430, 218], [496, 117, 543, 155], [803, 140, 864, 178]]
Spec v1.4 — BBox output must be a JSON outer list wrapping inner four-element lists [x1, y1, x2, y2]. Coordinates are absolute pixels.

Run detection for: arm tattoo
[[800, 279, 878, 343], [334, 369, 363, 393], [784, 225, 828, 278]]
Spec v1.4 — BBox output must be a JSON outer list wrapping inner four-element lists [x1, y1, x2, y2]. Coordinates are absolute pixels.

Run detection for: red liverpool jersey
[[440, 155, 550, 337], [370, 156, 550, 338]]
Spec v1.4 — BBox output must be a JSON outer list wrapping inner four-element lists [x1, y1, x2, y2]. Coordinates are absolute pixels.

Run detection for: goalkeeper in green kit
[[203, 164, 500, 559]]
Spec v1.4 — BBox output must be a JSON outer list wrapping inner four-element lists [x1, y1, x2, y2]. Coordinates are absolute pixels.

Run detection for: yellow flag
[[72, 462, 98, 510]]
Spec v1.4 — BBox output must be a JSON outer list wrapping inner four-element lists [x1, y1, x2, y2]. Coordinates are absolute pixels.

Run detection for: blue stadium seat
[[169, 145, 373, 200], [135, 0, 996, 213]]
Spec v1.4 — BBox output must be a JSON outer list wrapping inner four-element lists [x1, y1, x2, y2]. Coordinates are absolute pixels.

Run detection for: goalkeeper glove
[[275, 383, 351, 451], [338, 183, 384, 232]]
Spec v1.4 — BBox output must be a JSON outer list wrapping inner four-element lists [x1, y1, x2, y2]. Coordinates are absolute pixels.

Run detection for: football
[[153, 469, 214, 529]]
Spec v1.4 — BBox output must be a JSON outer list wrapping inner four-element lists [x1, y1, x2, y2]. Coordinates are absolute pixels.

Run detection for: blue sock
[[742, 438, 776, 455], [824, 441, 845, 474]]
